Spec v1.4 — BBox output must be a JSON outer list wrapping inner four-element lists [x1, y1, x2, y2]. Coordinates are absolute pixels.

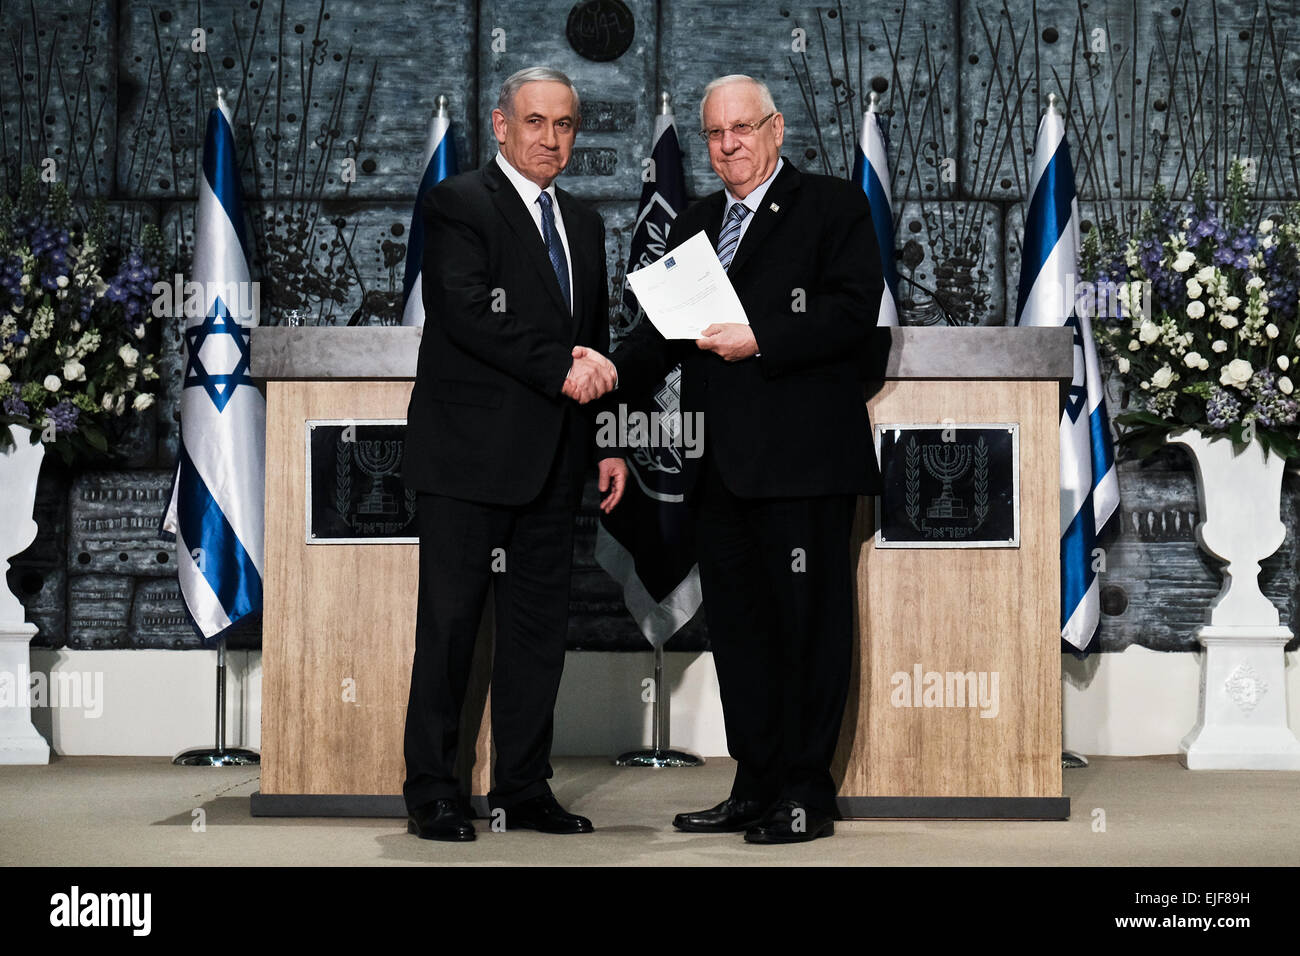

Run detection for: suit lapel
[[666, 192, 725, 261], [483, 161, 570, 317], [556, 187, 587, 339], [724, 160, 800, 278], [699, 192, 726, 250]]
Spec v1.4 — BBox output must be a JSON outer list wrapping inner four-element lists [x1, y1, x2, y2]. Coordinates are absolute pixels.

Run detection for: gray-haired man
[[402, 67, 627, 841], [610, 74, 883, 843]]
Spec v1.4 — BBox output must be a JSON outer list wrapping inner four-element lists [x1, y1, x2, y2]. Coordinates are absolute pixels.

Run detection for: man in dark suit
[[607, 74, 883, 843], [402, 67, 627, 841]]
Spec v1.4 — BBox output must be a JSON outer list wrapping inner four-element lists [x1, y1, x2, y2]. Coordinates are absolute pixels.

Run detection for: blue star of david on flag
[[1014, 98, 1119, 651], [160, 91, 266, 644], [183, 297, 254, 413]]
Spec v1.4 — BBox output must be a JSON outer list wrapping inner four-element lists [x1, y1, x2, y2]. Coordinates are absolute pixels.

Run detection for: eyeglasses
[[699, 113, 776, 143]]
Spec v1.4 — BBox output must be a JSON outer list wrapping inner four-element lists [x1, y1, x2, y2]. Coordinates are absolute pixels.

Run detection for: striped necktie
[[537, 191, 571, 313], [716, 202, 750, 271]]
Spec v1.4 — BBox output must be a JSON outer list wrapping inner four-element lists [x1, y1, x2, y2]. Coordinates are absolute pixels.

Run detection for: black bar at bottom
[[837, 796, 1070, 820], [250, 792, 491, 819]]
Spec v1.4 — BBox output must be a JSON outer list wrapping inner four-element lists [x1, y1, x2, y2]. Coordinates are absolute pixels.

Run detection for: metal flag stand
[[1061, 675, 1087, 768], [174, 640, 260, 766], [615, 645, 703, 767], [611, 90, 699, 769]]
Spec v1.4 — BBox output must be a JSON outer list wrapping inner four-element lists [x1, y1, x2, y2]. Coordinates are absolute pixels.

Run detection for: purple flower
[[1247, 371, 1299, 428], [45, 399, 79, 434], [2, 395, 30, 418], [1206, 386, 1242, 429]]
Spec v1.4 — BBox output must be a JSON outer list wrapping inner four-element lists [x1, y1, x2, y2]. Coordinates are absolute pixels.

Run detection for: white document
[[624, 230, 749, 339]]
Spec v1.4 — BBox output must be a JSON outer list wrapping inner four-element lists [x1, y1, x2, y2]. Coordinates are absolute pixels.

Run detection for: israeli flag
[[596, 96, 701, 648], [400, 96, 458, 328], [1014, 97, 1119, 651], [161, 91, 265, 643], [850, 94, 899, 326]]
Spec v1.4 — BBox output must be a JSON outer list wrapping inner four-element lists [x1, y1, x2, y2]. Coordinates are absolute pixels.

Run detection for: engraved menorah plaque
[[305, 421, 417, 544], [875, 424, 1020, 548]]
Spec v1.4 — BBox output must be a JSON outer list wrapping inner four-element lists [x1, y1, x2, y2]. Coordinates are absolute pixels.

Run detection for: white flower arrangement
[[0, 170, 167, 462], [1086, 161, 1300, 458]]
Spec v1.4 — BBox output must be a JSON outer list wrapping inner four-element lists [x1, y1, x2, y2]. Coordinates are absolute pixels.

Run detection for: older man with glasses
[[609, 74, 885, 843]]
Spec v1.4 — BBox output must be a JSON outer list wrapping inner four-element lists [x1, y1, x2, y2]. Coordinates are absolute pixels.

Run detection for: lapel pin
[[769, 202, 780, 212]]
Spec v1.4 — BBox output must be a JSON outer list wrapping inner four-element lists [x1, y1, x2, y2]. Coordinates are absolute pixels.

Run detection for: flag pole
[[1033, 91, 1092, 771], [856, 90, 899, 326], [615, 644, 702, 767], [175, 639, 259, 766], [611, 90, 701, 769], [1062, 672, 1087, 767], [169, 86, 261, 768], [399, 93, 458, 328]]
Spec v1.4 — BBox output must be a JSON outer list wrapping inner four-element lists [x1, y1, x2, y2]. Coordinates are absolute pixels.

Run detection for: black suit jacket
[[611, 159, 885, 498], [403, 159, 609, 505]]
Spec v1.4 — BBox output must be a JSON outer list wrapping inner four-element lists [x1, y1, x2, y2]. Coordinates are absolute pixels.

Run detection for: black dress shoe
[[498, 793, 593, 834], [743, 800, 835, 844], [672, 797, 769, 833], [407, 798, 476, 842]]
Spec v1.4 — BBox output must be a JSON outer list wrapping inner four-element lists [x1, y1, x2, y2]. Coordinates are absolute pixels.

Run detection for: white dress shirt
[[495, 151, 574, 313], [721, 157, 784, 249], [721, 158, 783, 358]]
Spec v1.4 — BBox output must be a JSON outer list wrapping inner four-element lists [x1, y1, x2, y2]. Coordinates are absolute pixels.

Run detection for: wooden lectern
[[249, 327, 490, 817], [834, 326, 1074, 819]]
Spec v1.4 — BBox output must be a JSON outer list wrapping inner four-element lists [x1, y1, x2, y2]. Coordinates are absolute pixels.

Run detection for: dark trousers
[[402, 416, 582, 813], [695, 451, 856, 815]]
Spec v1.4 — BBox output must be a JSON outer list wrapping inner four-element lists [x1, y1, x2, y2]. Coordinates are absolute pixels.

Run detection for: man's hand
[[597, 457, 628, 513], [696, 323, 759, 362], [563, 346, 617, 403]]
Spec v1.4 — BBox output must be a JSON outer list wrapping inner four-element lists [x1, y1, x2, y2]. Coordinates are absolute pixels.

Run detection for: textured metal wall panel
[[117, 0, 476, 201], [961, 0, 1300, 203], [478, 0, 657, 200], [67, 471, 178, 576], [129, 575, 201, 649], [0, 0, 117, 197], [67, 574, 133, 649], [660, 1, 958, 199]]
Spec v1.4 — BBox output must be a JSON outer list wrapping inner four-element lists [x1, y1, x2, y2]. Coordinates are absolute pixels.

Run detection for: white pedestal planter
[[0, 424, 49, 765], [1169, 429, 1300, 770]]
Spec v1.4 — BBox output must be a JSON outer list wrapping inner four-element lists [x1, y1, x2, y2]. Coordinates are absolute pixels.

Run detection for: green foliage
[[1191, 169, 1210, 219], [1224, 160, 1252, 229]]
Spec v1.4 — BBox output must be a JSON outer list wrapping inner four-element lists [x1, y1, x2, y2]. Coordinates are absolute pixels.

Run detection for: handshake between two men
[[559, 322, 760, 515], [561, 322, 761, 405], [561, 345, 619, 404], [561, 343, 626, 516]]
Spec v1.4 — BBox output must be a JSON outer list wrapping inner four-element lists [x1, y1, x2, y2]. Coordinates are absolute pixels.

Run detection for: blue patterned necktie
[[536, 191, 571, 313], [716, 202, 751, 271]]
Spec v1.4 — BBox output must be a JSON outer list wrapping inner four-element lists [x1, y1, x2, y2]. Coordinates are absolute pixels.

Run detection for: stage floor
[[2, 754, 1298, 866]]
